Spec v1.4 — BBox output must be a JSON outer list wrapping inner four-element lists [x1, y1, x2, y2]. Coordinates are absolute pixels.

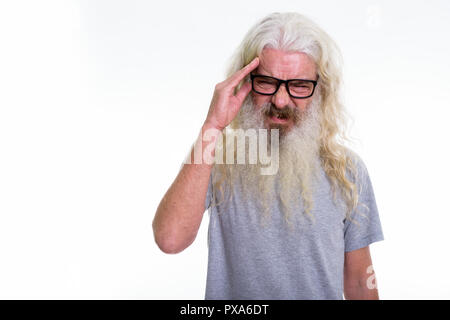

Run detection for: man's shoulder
[[344, 148, 370, 183]]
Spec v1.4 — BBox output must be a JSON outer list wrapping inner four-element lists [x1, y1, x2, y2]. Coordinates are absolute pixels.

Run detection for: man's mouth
[[269, 114, 289, 124], [262, 104, 297, 126]]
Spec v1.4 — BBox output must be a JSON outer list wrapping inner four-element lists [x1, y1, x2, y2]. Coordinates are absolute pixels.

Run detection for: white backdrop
[[0, 0, 449, 299]]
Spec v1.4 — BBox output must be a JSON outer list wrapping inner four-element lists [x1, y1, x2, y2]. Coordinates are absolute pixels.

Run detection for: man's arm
[[343, 246, 380, 299], [152, 125, 217, 254], [152, 57, 260, 254]]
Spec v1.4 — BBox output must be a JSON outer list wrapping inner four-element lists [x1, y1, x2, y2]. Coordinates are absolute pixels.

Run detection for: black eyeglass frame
[[250, 73, 319, 99]]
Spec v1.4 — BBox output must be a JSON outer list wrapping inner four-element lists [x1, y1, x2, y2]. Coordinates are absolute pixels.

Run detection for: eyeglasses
[[250, 73, 319, 99]]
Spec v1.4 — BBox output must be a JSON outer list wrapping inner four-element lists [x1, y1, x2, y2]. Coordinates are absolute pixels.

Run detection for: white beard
[[226, 92, 323, 226]]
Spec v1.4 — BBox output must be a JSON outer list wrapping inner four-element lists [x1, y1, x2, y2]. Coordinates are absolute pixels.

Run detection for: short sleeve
[[344, 158, 384, 252], [204, 172, 213, 211]]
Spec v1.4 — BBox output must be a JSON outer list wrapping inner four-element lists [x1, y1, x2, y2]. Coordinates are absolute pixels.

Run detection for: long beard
[[227, 93, 323, 227]]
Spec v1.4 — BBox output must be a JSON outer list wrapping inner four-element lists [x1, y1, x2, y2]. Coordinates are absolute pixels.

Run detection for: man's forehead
[[256, 48, 316, 79]]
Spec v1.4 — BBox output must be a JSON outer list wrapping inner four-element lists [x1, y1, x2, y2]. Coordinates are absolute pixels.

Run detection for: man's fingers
[[226, 56, 259, 88]]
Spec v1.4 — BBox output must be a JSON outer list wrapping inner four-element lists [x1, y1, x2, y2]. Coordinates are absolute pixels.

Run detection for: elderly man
[[153, 12, 384, 300]]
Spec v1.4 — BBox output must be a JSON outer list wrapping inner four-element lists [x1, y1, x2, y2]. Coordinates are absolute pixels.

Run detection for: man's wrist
[[200, 123, 222, 147], [202, 121, 224, 133], [188, 123, 223, 166]]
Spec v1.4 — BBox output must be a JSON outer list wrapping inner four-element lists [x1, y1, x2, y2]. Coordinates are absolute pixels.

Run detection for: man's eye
[[256, 80, 276, 86]]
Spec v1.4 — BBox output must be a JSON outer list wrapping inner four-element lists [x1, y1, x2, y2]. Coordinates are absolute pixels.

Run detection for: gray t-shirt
[[203, 156, 384, 300]]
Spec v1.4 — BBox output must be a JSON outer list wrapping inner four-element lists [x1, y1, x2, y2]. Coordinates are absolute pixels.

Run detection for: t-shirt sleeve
[[204, 172, 213, 211], [344, 158, 384, 252]]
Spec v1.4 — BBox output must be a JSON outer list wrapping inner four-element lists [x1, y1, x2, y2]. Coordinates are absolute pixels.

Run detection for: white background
[[0, 0, 449, 299]]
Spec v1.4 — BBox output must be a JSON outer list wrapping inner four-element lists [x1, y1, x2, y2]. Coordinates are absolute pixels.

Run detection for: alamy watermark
[[366, 264, 378, 290], [184, 127, 280, 176]]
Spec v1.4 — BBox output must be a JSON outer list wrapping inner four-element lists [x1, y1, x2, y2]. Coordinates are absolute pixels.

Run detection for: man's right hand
[[204, 56, 260, 131], [152, 56, 260, 254]]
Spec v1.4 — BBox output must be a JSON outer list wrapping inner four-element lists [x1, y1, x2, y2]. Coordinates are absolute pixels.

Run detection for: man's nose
[[271, 83, 290, 109]]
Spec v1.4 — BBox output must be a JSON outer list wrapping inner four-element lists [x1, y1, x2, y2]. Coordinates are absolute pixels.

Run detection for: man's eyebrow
[[255, 66, 314, 80], [256, 71, 315, 80]]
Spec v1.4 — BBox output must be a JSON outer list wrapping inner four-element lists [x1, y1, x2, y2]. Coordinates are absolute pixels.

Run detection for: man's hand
[[204, 56, 259, 131], [153, 57, 259, 254]]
